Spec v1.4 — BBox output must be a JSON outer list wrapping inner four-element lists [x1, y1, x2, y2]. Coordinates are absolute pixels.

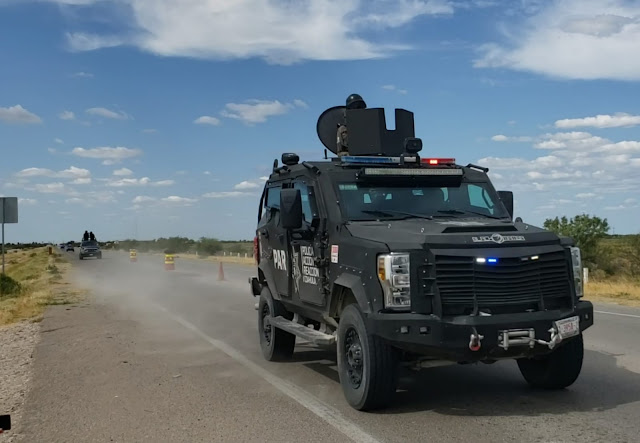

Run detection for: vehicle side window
[[266, 186, 281, 210], [468, 184, 495, 214], [293, 182, 316, 222]]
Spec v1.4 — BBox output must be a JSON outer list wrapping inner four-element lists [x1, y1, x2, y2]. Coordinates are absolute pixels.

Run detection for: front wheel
[[517, 334, 584, 389], [258, 289, 295, 362], [337, 304, 398, 411]]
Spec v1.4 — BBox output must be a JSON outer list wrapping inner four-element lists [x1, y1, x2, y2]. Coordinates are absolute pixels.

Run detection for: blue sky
[[1, 0, 639, 242]]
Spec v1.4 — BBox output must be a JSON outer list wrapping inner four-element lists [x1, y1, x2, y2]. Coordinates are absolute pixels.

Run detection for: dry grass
[[0, 247, 86, 326], [585, 279, 640, 307]]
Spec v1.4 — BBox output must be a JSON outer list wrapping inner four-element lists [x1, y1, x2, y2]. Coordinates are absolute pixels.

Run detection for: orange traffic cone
[[217, 261, 225, 281]]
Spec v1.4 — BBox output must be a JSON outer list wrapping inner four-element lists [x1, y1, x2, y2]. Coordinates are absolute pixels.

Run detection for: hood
[[345, 218, 562, 251]]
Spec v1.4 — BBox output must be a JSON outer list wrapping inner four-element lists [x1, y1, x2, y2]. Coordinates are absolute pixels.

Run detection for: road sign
[[1, 197, 19, 275]]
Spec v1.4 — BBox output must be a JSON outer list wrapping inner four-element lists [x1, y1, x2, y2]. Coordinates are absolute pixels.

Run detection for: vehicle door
[[289, 179, 326, 306], [257, 182, 291, 299]]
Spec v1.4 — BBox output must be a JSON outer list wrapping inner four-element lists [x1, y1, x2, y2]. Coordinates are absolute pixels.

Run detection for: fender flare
[[258, 262, 282, 300], [332, 273, 374, 314]]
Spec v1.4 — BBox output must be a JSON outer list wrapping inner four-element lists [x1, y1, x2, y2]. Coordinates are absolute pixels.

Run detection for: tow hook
[[469, 329, 484, 351]]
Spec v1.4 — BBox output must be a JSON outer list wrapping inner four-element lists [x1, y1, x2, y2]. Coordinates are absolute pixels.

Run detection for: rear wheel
[[258, 288, 295, 362], [517, 334, 584, 389], [337, 304, 398, 411]]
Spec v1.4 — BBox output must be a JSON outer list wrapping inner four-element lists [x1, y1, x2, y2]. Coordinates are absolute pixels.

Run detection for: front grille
[[435, 251, 572, 315]]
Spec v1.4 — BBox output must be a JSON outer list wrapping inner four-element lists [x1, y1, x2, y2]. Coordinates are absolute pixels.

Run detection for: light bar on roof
[[341, 155, 418, 165], [422, 158, 456, 165], [362, 167, 463, 176]]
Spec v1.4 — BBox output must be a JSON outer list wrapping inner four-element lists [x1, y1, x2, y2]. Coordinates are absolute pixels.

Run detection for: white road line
[[151, 303, 380, 443], [595, 310, 640, 319]]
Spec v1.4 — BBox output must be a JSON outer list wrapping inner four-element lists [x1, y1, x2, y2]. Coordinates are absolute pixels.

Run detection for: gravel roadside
[[0, 321, 40, 443]]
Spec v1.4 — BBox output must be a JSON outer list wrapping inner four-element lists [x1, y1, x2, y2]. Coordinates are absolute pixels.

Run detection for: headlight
[[377, 253, 411, 310], [570, 247, 583, 298]]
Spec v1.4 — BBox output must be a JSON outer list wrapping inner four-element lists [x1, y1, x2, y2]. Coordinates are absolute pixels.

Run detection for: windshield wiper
[[436, 209, 506, 220], [361, 210, 433, 220]]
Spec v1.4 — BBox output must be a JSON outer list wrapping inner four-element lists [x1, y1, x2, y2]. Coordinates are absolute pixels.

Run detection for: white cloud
[[58, 166, 91, 179], [113, 167, 133, 176], [55, 138, 64, 144], [16, 167, 55, 177], [194, 116, 221, 126], [58, 110, 75, 120], [491, 134, 533, 142], [71, 177, 92, 185], [150, 180, 175, 187], [161, 196, 197, 204], [85, 107, 130, 120], [382, 84, 408, 94], [16, 166, 90, 180], [107, 177, 151, 187], [71, 146, 142, 163], [234, 181, 260, 190], [556, 113, 640, 129], [107, 177, 172, 187], [48, 148, 57, 154], [474, 0, 640, 80], [33, 182, 68, 194], [18, 198, 37, 206], [0, 104, 42, 124], [72, 71, 94, 78], [576, 192, 597, 199], [203, 171, 211, 175], [66, 32, 123, 52], [142, 128, 157, 133], [57, 0, 458, 64], [221, 99, 307, 124], [202, 191, 255, 199], [132, 195, 156, 203], [259, 176, 269, 181]]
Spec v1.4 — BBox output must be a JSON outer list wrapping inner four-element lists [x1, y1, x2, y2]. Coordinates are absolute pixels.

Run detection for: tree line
[[543, 214, 640, 279]]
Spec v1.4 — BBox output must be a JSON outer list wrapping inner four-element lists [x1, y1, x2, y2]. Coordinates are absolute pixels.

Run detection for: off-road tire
[[517, 334, 584, 389], [258, 288, 295, 362], [337, 303, 398, 411]]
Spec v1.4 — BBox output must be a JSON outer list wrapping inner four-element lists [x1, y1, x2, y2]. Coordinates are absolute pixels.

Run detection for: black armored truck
[[249, 94, 594, 411]]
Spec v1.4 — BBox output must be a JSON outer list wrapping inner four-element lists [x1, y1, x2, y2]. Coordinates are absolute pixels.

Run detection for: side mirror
[[497, 190, 514, 220], [280, 189, 303, 230]]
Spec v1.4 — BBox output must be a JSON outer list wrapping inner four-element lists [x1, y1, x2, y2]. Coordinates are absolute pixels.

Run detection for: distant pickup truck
[[79, 240, 102, 260]]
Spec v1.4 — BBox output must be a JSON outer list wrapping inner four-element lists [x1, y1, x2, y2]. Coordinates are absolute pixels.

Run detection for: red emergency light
[[421, 158, 456, 165]]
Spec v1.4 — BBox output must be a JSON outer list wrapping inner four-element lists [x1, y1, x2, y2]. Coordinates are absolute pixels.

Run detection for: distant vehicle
[[79, 240, 102, 260], [65, 242, 75, 252]]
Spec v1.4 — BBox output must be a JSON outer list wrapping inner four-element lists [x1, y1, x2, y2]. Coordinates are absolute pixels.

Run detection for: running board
[[270, 316, 336, 346]]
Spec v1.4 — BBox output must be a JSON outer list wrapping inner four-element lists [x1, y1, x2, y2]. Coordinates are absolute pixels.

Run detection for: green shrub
[[0, 274, 22, 297]]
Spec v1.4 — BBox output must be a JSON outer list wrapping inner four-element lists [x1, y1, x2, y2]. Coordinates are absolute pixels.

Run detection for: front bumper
[[369, 301, 593, 361], [81, 250, 100, 257]]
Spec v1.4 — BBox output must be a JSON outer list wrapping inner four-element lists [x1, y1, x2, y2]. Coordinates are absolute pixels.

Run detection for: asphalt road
[[18, 251, 640, 442]]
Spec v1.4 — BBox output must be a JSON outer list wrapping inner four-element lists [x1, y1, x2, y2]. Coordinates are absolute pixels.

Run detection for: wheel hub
[[344, 328, 363, 388], [261, 304, 272, 345]]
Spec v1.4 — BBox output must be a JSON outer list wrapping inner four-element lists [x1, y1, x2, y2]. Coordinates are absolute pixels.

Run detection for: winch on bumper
[[368, 301, 594, 361]]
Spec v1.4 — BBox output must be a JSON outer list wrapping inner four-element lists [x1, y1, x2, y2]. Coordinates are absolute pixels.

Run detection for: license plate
[[555, 316, 580, 339]]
